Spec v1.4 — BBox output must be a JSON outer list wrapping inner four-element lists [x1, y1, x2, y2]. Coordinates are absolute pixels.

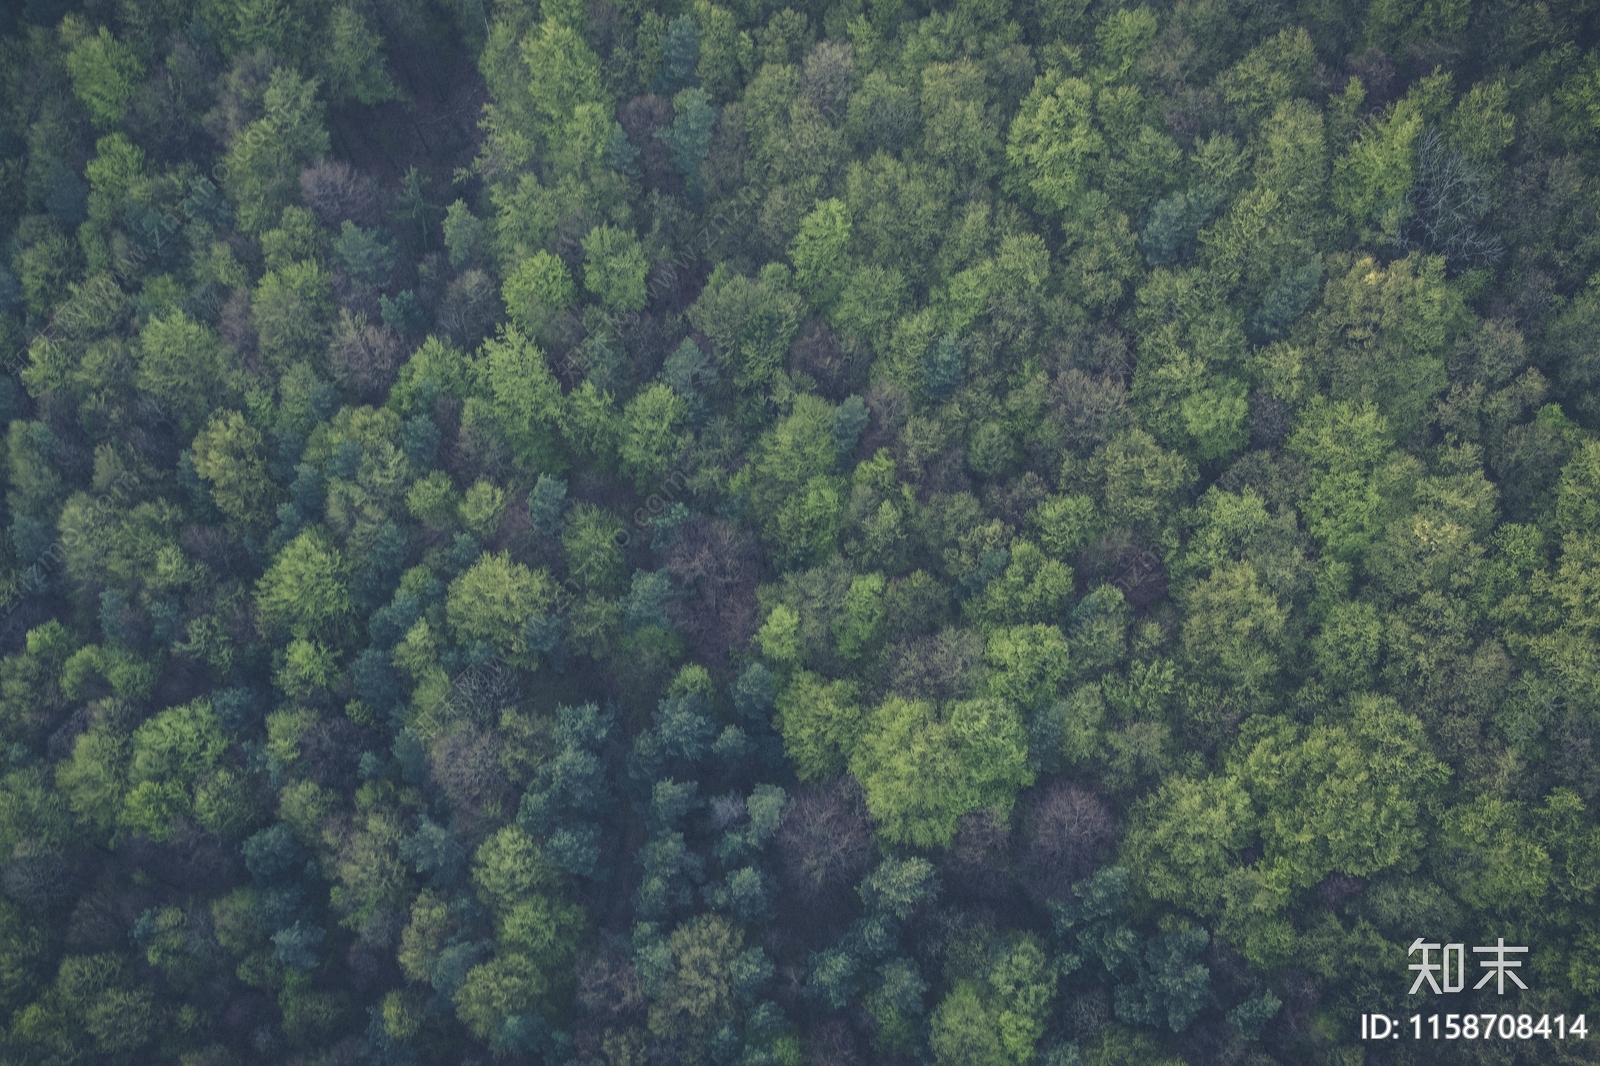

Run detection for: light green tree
[[1445, 80, 1515, 167], [619, 384, 689, 492], [446, 553, 555, 660], [982, 624, 1072, 710], [57, 727, 128, 834], [965, 542, 1075, 629], [255, 529, 353, 640], [931, 935, 1057, 1066], [1233, 695, 1449, 890], [1214, 27, 1314, 124], [318, 4, 401, 105], [833, 573, 886, 660], [755, 604, 801, 664], [930, 982, 1007, 1066], [62, 20, 145, 129], [524, 19, 605, 133], [789, 198, 853, 309], [120, 698, 230, 841], [191, 411, 280, 530], [459, 480, 508, 539], [137, 312, 236, 434], [562, 503, 627, 595], [1093, 428, 1197, 541], [468, 324, 565, 475], [1179, 561, 1287, 699], [850, 696, 1032, 848], [731, 394, 838, 534], [772, 475, 846, 568], [581, 224, 649, 312], [1439, 796, 1550, 915], [453, 955, 548, 1040], [1310, 253, 1469, 440], [1124, 773, 1256, 916], [262, 205, 328, 272], [691, 0, 753, 99], [1286, 398, 1407, 562], [472, 824, 559, 911], [921, 60, 1000, 183], [1028, 494, 1097, 559], [1332, 102, 1421, 238], [1006, 72, 1102, 217], [253, 259, 335, 372], [222, 68, 330, 234], [774, 670, 863, 781], [502, 251, 575, 337]]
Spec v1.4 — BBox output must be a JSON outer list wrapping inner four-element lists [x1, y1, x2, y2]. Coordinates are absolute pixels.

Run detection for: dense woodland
[[0, 0, 1599, 1063]]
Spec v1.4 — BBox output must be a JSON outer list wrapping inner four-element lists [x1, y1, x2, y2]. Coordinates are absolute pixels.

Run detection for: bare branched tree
[[1400, 128, 1504, 273]]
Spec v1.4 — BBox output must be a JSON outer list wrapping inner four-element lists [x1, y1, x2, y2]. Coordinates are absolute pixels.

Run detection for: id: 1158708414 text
[[1361, 1013, 1588, 1041]]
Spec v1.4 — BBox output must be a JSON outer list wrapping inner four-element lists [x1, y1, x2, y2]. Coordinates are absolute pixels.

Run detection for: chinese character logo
[[1408, 939, 1466, 994], [1473, 938, 1529, 994], [1408, 937, 1528, 993]]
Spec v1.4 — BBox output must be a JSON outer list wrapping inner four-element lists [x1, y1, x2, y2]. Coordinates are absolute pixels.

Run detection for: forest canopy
[[0, 0, 1597, 1064]]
